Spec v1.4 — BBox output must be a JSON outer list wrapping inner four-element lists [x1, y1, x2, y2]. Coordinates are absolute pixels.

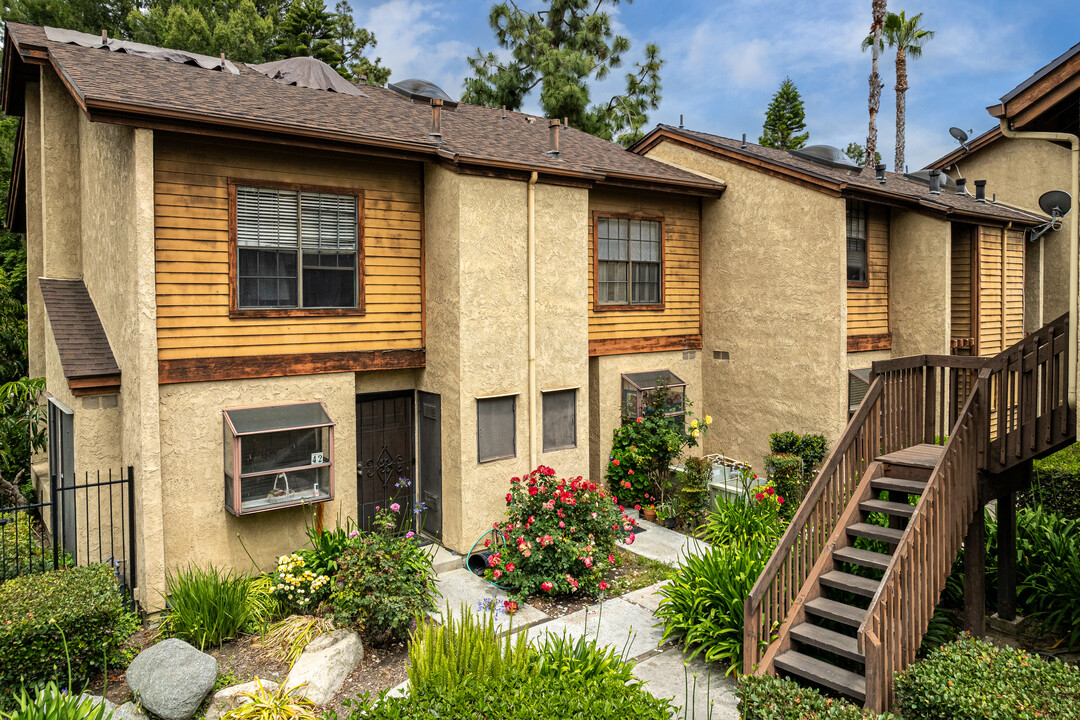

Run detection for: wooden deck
[[878, 443, 945, 469]]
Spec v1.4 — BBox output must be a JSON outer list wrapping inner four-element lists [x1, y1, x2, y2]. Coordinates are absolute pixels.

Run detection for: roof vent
[[789, 145, 860, 170], [875, 163, 886, 184], [387, 78, 458, 108], [741, 133, 747, 149], [904, 169, 957, 193], [956, 178, 967, 196], [249, 57, 367, 96], [548, 119, 560, 157], [430, 99, 443, 140], [975, 180, 987, 203], [928, 169, 942, 195]]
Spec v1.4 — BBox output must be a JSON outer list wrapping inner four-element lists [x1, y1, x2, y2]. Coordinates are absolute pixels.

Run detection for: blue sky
[[349, 0, 1078, 170]]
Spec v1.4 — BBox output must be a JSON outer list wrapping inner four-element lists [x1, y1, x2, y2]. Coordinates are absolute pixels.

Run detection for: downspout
[[528, 171, 538, 468], [999, 117, 1080, 410]]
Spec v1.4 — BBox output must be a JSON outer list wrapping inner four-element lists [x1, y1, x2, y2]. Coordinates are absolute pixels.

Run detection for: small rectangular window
[[597, 217, 662, 306], [846, 200, 868, 284], [478, 396, 516, 463], [542, 389, 577, 452]]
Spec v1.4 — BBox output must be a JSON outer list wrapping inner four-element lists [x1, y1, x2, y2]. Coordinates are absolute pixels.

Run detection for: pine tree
[[272, 0, 345, 70], [844, 142, 881, 166], [759, 77, 809, 151]]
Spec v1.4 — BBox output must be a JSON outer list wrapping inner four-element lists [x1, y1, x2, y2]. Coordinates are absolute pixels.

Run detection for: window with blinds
[[597, 217, 662, 306], [477, 396, 516, 463], [235, 186, 359, 310], [846, 199, 868, 284]]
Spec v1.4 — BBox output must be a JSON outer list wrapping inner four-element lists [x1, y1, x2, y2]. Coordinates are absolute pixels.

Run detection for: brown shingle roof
[[635, 125, 1044, 225], [39, 278, 120, 379], [2, 22, 722, 196]]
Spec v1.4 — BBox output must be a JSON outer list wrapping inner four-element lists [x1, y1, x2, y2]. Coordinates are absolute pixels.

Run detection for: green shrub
[[330, 507, 437, 645], [0, 510, 64, 581], [160, 564, 251, 650], [702, 470, 785, 549], [0, 564, 137, 698], [533, 631, 636, 684], [5, 683, 116, 720], [768, 431, 828, 480], [1015, 508, 1080, 647], [678, 456, 713, 527], [737, 674, 875, 719], [895, 634, 1080, 719], [764, 453, 804, 518], [1025, 443, 1080, 519]]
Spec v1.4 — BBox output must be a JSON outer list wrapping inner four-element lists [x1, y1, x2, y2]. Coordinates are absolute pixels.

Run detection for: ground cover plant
[[737, 674, 876, 719], [3, 683, 117, 720], [160, 564, 254, 650], [0, 564, 137, 700], [1024, 442, 1080, 519]]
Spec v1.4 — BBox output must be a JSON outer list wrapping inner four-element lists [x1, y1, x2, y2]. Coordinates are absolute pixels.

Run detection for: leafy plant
[[270, 554, 331, 614], [301, 515, 359, 578], [768, 431, 828, 482], [0, 564, 137, 699], [0, 377, 46, 478], [160, 564, 251, 650], [533, 631, 636, 684], [483, 466, 634, 599], [702, 469, 785, 549], [330, 507, 437, 645], [763, 453, 803, 518], [1024, 443, 1080, 519], [678, 456, 713, 527], [4, 683, 116, 720], [221, 679, 316, 720], [261, 615, 335, 666], [0, 510, 73, 581], [738, 674, 876, 719], [895, 634, 1080, 719], [244, 574, 287, 635]]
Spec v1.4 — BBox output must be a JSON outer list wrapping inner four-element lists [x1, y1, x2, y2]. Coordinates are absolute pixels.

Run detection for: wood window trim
[[227, 178, 367, 318], [847, 280, 870, 289], [591, 210, 666, 312], [847, 333, 892, 352]]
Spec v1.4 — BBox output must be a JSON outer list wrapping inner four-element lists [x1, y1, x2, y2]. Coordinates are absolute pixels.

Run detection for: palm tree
[[863, 0, 887, 169], [864, 11, 934, 172]]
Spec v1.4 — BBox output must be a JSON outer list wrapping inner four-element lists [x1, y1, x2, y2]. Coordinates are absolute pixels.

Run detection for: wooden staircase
[[745, 314, 1075, 711]]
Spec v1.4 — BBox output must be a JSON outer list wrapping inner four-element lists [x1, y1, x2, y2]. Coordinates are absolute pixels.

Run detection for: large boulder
[[125, 639, 217, 720], [283, 630, 363, 705], [112, 702, 149, 720], [204, 680, 279, 720]]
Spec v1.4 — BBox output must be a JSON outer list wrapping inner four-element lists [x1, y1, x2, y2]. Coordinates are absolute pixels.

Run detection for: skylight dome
[[789, 145, 860, 170]]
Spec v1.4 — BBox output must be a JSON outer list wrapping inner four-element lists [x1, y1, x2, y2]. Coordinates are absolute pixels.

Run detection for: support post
[[997, 491, 1017, 621], [964, 505, 986, 636]]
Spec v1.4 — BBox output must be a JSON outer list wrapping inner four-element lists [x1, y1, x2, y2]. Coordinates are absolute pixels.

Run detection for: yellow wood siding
[[847, 204, 890, 337], [587, 190, 701, 343], [975, 225, 1024, 356], [154, 136, 423, 361], [950, 226, 974, 343]]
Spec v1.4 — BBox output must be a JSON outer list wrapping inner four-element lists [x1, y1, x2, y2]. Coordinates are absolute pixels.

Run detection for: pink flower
[[598, 580, 610, 591], [625, 533, 636, 545], [390, 503, 400, 512], [488, 552, 502, 567], [778, 497, 785, 504], [566, 574, 579, 589], [608, 554, 616, 563], [581, 556, 593, 568], [755, 493, 765, 501], [504, 600, 518, 615], [634, 504, 641, 511], [590, 512, 597, 519], [540, 535, 554, 547], [559, 521, 565, 528], [348, 529, 360, 539], [406, 531, 415, 539], [505, 562, 515, 573], [765, 487, 775, 496], [541, 581, 554, 592], [375, 506, 380, 511], [493, 569, 502, 579]]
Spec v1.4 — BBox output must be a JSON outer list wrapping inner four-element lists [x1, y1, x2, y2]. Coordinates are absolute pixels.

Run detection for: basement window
[[223, 402, 335, 515], [621, 370, 686, 422]]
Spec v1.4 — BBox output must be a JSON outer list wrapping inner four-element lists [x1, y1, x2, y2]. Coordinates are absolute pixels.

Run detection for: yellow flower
[[692, 429, 700, 438], [705, 415, 712, 425], [690, 419, 699, 429]]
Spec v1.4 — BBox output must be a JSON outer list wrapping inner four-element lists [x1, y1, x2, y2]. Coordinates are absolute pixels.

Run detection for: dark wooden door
[[356, 392, 415, 532], [47, 397, 76, 561], [417, 391, 442, 539]]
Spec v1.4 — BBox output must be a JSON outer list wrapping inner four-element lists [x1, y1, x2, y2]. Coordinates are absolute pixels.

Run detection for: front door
[[47, 397, 76, 562], [417, 391, 442, 540], [356, 392, 415, 531]]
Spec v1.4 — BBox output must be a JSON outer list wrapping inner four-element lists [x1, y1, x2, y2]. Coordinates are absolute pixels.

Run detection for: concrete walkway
[[618, 518, 713, 567]]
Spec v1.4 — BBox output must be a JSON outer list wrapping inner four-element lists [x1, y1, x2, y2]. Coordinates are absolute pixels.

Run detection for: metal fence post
[[50, 465, 59, 572], [127, 465, 136, 601]]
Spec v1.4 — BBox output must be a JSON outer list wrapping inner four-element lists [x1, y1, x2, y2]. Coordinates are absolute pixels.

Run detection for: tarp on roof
[[248, 57, 367, 96], [44, 26, 239, 74]]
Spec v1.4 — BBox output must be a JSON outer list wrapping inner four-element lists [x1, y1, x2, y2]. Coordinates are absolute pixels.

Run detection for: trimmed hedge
[[1024, 443, 1080, 519], [0, 564, 137, 696], [764, 453, 804, 518], [895, 634, 1080, 719], [737, 675, 874, 719]]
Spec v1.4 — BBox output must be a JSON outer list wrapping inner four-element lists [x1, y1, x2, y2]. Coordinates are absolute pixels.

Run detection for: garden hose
[[464, 528, 510, 590]]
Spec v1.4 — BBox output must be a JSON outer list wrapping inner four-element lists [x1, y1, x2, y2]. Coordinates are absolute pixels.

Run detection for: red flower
[[609, 554, 616, 563], [612, 458, 621, 466], [504, 600, 518, 615], [493, 569, 502, 579], [506, 493, 512, 503], [625, 533, 636, 545], [778, 497, 785, 504], [636, 417, 643, 424], [634, 504, 641, 511], [484, 538, 491, 548], [566, 574, 579, 589], [527, 515, 535, 525], [528, 486, 539, 496], [488, 553, 502, 567], [598, 580, 610, 591], [755, 493, 765, 501], [505, 562, 515, 573], [628, 469, 635, 475], [765, 487, 775, 496], [541, 581, 554, 592]]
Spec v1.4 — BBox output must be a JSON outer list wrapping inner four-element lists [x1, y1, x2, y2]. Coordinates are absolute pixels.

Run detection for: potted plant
[[642, 504, 657, 523], [657, 501, 677, 529]]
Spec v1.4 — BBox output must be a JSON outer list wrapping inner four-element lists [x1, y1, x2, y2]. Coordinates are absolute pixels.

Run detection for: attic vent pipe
[[741, 134, 747, 149], [548, 119, 560, 157], [679, 114, 684, 129], [928, 169, 942, 195], [875, 163, 886, 184], [430, 98, 443, 139], [974, 180, 987, 203], [956, 177, 967, 196], [501, 105, 507, 119]]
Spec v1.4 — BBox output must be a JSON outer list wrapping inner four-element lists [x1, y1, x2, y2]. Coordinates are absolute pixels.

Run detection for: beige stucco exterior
[[889, 210, 952, 357]]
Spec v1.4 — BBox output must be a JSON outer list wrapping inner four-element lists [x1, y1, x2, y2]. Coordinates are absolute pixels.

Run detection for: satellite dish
[[949, 127, 970, 152], [1039, 190, 1072, 218]]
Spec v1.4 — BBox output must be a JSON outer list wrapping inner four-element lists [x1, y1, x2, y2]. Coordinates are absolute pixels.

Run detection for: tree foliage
[[844, 141, 881, 167], [758, 76, 808, 151], [462, 0, 663, 147]]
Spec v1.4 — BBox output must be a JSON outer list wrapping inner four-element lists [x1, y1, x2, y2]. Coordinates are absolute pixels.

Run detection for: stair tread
[[820, 570, 881, 598], [861, 498, 916, 518], [847, 522, 905, 544], [834, 545, 893, 571], [790, 622, 864, 662], [805, 597, 867, 627], [774, 650, 866, 702], [871, 476, 928, 495], [877, 443, 944, 469]]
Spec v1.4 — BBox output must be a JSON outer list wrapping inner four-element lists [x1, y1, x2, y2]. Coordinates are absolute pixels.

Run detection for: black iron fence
[[0, 466, 136, 604]]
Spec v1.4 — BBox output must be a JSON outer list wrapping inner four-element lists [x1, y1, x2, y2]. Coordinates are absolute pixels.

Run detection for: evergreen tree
[[462, 0, 664, 147], [759, 77, 809, 151], [331, 1, 389, 86], [844, 142, 881, 166], [272, 0, 344, 69], [125, 0, 276, 64]]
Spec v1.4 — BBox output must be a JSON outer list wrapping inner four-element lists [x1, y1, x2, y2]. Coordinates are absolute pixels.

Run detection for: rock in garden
[[283, 630, 363, 705], [125, 638, 218, 720], [76, 695, 117, 714], [204, 680, 279, 720], [112, 702, 148, 720]]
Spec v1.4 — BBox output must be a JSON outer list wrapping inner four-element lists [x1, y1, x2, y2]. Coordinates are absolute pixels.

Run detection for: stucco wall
[[24, 81, 45, 383], [889, 210, 952, 357], [644, 142, 848, 469], [942, 137, 1072, 329], [38, 72, 81, 280], [157, 373, 356, 580]]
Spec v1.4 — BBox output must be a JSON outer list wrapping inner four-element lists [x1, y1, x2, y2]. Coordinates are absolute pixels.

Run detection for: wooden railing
[[860, 369, 988, 711]]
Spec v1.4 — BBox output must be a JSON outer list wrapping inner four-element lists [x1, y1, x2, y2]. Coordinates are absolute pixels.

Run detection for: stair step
[[847, 522, 904, 544], [871, 476, 928, 495], [805, 597, 867, 627], [860, 498, 916, 518], [834, 546, 893, 572], [790, 622, 865, 663], [774, 650, 866, 703], [820, 570, 881, 598]]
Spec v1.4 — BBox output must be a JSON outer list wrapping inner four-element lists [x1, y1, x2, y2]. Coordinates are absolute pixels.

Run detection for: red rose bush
[[484, 466, 636, 598]]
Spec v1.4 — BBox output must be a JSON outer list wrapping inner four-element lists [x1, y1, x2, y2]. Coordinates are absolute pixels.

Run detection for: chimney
[[974, 180, 987, 203], [501, 105, 507, 119], [429, 98, 443, 139], [875, 163, 886, 184], [101, 29, 108, 44], [955, 177, 967, 195], [548, 119, 561, 157], [928, 169, 942, 195], [740, 133, 747, 149]]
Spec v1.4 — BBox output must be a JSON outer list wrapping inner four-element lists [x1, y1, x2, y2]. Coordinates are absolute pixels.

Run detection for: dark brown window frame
[[846, 199, 869, 287], [592, 211, 666, 312], [228, 178, 367, 318]]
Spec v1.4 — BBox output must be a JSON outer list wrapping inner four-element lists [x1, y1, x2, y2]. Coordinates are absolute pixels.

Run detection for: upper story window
[[846, 199, 868, 285], [232, 183, 361, 315], [596, 217, 662, 307]]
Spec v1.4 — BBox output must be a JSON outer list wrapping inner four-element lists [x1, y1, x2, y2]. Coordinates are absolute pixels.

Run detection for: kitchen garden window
[[596, 216, 662, 307], [223, 402, 334, 515], [232, 183, 361, 315]]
